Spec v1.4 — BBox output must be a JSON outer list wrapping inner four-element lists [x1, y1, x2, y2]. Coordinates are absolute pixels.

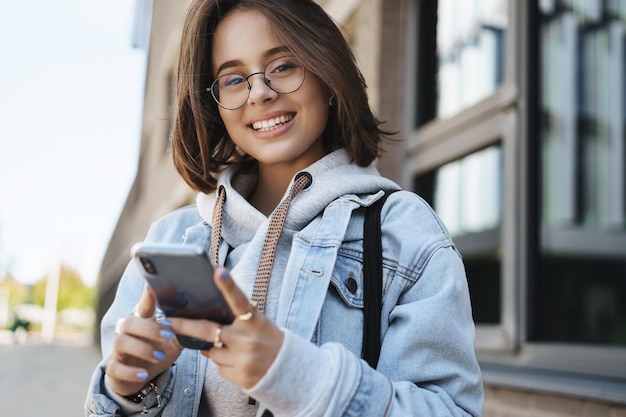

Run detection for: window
[[436, 0, 507, 119], [534, 0, 626, 347]]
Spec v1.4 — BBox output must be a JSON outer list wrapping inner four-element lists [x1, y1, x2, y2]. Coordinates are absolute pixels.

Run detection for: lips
[[251, 114, 293, 132]]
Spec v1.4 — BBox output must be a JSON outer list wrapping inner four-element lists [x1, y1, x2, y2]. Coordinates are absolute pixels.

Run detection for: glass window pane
[[536, 2, 626, 346], [435, 0, 507, 119], [432, 146, 502, 236], [536, 256, 626, 345]]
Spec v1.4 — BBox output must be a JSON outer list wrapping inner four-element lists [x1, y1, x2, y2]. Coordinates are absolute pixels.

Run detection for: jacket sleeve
[[245, 193, 484, 416], [85, 358, 174, 417], [84, 261, 176, 417]]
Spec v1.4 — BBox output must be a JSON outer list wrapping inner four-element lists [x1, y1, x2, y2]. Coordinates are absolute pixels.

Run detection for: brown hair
[[172, 0, 394, 193]]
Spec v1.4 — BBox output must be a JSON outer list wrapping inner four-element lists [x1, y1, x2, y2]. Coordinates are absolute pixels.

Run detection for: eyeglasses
[[208, 56, 306, 110]]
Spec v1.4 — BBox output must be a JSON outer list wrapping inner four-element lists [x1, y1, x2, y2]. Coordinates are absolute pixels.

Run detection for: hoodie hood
[[196, 149, 400, 249]]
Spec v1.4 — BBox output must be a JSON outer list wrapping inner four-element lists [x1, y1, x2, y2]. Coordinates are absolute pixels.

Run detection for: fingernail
[[136, 371, 149, 380], [153, 350, 166, 361], [159, 319, 171, 326], [160, 329, 175, 340], [220, 269, 229, 280]]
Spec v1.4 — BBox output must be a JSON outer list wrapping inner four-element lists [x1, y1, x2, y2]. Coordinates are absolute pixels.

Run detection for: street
[[0, 330, 102, 417]]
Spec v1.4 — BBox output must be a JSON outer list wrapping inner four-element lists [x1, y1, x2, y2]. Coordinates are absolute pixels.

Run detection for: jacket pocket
[[330, 249, 365, 308], [313, 250, 365, 354]]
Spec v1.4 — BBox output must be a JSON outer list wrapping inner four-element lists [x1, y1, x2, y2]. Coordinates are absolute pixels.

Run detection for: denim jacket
[[86, 151, 483, 417]]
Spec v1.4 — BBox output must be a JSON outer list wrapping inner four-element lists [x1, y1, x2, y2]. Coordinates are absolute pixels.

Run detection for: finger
[[135, 287, 157, 319], [112, 331, 169, 366], [105, 361, 153, 397], [214, 268, 255, 316], [168, 317, 220, 344], [121, 316, 175, 344], [117, 317, 182, 367], [106, 359, 151, 384]]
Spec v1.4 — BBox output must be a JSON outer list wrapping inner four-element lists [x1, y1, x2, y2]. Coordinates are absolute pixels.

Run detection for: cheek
[[218, 108, 244, 136], [303, 94, 330, 136], [300, 78, 331, 131], [218, 108, 232, 125]]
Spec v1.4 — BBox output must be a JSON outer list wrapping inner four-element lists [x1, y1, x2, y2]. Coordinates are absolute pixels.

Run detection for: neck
[[247, 143, 326, 216], [248, 165, 295, 216]]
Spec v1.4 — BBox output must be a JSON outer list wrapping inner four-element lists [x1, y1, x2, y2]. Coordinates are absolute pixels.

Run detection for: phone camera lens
[[140, 257, 157, 274]]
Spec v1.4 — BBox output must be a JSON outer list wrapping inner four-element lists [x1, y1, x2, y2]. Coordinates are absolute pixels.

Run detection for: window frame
[[520, 0, 626, 387]]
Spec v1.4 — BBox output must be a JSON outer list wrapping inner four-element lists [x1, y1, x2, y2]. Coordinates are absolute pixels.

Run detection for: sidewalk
[[0, 330, 102, 417]]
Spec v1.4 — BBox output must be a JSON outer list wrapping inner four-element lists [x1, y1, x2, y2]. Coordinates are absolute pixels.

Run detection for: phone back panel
[[133, 244, 234, 325]]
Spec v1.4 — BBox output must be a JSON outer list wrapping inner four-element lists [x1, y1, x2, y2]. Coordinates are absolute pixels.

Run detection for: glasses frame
[[208, 56, 307, 110]]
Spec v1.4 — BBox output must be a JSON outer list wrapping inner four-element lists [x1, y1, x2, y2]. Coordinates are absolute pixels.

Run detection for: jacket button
[[183, 388, 192, 397], [346, 277, 358, 294]]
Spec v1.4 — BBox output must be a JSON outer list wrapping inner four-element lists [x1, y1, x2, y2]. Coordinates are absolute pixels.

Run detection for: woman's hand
[[105, 289, 183, 396], [169, 269, 285, 389]]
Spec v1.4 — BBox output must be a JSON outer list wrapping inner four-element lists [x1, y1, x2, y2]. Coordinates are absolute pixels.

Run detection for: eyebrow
[[214, 45, 291, 75]]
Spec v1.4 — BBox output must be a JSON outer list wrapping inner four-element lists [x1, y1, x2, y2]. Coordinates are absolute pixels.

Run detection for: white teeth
[[252, 115, 292, 132]]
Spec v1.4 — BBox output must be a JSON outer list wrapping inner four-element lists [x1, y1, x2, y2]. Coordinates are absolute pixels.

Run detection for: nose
[[247, 72, 277, 105]]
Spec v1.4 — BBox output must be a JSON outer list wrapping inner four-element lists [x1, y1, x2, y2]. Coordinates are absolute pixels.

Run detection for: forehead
[[212, 9, 281, 70]]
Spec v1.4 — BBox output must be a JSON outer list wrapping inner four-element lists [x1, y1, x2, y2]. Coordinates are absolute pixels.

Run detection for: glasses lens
[[264, 56, 305, 94], [212, 74, 249, 109]]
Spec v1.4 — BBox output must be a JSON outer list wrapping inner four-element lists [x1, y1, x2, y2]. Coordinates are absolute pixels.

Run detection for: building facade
[[97, 0, 626, 415]]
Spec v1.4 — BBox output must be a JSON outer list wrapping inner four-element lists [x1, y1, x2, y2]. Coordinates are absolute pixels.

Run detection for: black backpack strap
[[362, 190, 398, 369]]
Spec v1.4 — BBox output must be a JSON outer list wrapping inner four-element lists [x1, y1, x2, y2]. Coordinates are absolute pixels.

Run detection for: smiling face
[[212, 9, 330, 175]]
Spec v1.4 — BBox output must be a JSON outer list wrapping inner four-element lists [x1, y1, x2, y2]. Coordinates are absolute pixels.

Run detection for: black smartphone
[[132, 243, 234, 349]]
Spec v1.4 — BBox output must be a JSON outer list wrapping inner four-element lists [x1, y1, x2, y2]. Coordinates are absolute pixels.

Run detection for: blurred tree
[[0, 273, 30, 308], [31, 265, 95, 311]]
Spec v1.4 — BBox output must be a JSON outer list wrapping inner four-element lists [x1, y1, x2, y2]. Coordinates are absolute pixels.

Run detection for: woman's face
[[211, 9, 329, 174]]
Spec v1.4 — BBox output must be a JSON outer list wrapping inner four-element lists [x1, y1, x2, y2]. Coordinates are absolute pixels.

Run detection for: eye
[[274, 62, 296, 73], [218, 73, 246, 89], [267, 57, 300, 76]]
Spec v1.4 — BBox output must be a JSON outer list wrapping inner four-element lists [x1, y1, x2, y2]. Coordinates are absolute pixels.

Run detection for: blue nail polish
[[153, 350, 166, 361], [160, 329, 175, 340], [159, 319, 171, 326], [137, 371, 149, 380], [220, 270, 229, 280]]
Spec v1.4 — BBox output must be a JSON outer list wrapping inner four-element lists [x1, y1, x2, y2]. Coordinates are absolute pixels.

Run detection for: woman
[[85, 0, 484, 416]]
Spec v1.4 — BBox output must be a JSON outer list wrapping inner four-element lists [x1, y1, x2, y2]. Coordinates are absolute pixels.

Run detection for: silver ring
[[213, 327, 223, 348]]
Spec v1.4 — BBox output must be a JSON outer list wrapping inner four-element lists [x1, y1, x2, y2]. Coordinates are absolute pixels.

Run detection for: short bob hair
[[172, 0, 393, 193]]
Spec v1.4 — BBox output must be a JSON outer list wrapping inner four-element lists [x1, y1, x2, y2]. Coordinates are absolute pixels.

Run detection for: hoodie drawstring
[[210, 172, 312, 314], [210, 185, 226, 269]]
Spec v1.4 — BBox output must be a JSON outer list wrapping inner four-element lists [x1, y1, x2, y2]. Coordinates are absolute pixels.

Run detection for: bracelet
[[125, 380, 162, 415]]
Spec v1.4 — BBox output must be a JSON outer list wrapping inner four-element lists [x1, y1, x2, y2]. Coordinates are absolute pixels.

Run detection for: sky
[[0, 0, 147, 286]]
